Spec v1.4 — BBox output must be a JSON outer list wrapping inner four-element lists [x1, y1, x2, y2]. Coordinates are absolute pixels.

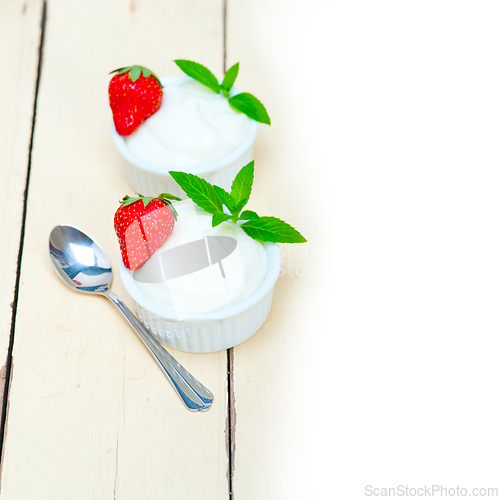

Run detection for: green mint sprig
[[173, 60, 271, 125], [169, 162, 306, 244]]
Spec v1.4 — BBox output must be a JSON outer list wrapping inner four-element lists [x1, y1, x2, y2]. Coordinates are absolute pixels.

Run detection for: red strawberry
[[109, 65, 163, 136], [114, 193, 181, 271]]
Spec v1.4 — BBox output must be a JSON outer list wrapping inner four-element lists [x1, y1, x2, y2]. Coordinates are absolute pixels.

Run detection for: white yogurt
[[135, 208, 268, 320], [125, 80, 250, 170]]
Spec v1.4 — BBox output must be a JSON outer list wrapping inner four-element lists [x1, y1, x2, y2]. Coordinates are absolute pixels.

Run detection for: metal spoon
[[49, 224, 214, 411]]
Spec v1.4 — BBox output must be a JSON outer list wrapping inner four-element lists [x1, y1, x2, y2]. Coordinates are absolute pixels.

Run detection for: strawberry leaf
[[161, 199, 178, 220], [158, 192, 182, 201], [119, 193, 176, 209], [174, 60, 221, 94], [229, 92, 271, 125], [169, 171, 222, 214], [120, 195, 141, 207], [109, 65, 162, 86], [129, 66, 142, 82], [141, 196, 154, 207], [240, 217, 307, 243], [109, 66, 131, 75]]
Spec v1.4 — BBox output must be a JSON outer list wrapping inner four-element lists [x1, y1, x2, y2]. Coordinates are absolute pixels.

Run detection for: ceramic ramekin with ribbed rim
[[111, 75, 259, 197], [118, 210, 281, 353]]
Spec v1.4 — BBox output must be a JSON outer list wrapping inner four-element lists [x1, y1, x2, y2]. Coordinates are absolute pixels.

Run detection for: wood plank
[[0, 1, 229, 498], [0, 0, 44, 417], [226, 4, 327, 497], [228, 0, 499, 497]]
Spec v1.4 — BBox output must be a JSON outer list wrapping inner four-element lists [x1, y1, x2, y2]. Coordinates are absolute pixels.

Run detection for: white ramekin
[[118, 212, 281, 353], [111, 75, 259, 197]]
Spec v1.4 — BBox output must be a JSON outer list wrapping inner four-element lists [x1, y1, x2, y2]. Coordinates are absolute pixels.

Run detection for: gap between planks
[[0, 0, 47, 468], [226, 347, 236, 498], [223, 1, 237, 496]]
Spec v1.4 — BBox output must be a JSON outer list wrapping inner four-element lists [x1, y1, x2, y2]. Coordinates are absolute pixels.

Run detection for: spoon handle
[[103, 290, 214, 411]]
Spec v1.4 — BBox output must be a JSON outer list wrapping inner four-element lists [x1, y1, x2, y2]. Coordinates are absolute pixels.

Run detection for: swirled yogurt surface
[[134, 205, 268, 320], [125, 80, 250, 170]]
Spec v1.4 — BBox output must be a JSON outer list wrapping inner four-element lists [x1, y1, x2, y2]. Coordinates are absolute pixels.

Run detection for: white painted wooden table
[[2, 1, 499, 499]]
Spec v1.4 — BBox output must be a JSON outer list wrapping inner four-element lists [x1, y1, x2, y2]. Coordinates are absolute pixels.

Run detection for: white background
[[292, 1, 499, 497]]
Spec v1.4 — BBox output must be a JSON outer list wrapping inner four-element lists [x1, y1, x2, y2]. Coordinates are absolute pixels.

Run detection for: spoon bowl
[[49, 224, 112, 293], [49, 224, 214, 411]]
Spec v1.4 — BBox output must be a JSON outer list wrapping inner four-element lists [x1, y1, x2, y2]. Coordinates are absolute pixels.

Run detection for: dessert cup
[[118, 204, 281, 353], [111, 75, 259, 197]]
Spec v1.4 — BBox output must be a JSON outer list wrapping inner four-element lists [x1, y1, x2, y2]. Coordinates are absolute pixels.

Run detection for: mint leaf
[[240, 217, 307, 243], [158, 192, 182, 201], [239, 210, 259, 220], [229, 93, 271, 125], [213, 185, 236, 213], [221, 63, 239, 94], [212, 212, 233, 227], [174, 60, 221, 94], [235, 198, 249, 214], [230, 161, 254, 210], [171, 61, 270, 121], [169, 171, 222, 214]]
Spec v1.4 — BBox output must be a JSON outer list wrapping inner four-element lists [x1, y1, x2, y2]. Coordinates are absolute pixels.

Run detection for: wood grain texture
[[0, 1, 228, 498], [0, 0, 44, 408], [226, 1, 329, 498]]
